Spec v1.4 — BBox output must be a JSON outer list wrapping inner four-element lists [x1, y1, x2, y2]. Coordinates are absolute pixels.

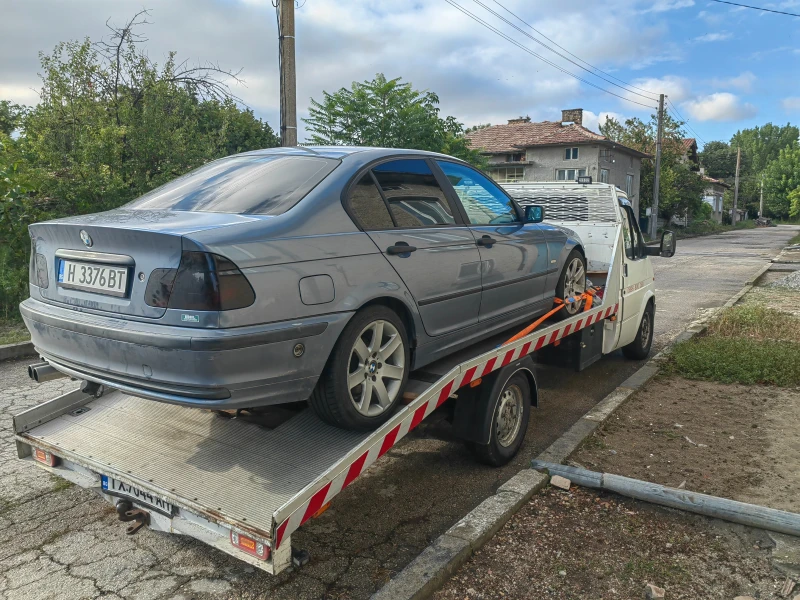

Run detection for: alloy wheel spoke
[[380, 334, 402, 358], [373, 378, 391, 408], [369, 321, 385, 354], [348, 369, 365, 391], [382, 364, 404, 381], [353, 338, 370, 362], [359, 379, 373, 412]]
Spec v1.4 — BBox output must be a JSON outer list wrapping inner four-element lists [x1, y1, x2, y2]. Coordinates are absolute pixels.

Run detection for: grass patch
[[789, 232, 800, 246], [668, 337, 800, 386], [708, 304, 800, 342], [0, 322, 29, 345], [667, 304, 800, 386]]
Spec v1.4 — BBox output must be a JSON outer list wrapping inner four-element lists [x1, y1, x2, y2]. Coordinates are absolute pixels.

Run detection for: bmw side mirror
[[646, 230, 676, 257], [525, 205, 544, 223]]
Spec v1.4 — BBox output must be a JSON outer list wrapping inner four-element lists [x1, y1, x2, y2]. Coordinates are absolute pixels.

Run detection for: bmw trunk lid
[[29, 209, 258, 319]]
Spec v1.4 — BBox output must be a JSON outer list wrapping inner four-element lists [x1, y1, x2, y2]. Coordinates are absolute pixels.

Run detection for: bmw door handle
[[476, 235, 497, 247], [386, 243, 417, 255]]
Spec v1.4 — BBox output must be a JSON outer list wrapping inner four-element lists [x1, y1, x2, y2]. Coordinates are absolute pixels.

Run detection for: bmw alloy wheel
[[563, 257, 586, 314], [347, 320, 406, 417]]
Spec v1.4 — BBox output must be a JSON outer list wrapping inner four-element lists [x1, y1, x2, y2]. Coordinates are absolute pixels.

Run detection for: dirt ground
[[436, 485, 786, 600], [573, 376, 800, 514]]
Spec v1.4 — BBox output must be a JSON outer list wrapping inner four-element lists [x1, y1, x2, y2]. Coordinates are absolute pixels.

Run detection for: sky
[[1, 0, 799, 149]]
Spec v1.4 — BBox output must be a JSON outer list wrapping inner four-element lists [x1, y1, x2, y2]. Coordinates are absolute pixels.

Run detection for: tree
[[0, 101, 25, 136], [698, 141, 737, 180], [788, 187, 800, 218], [1, 12, 279, 320], [600, 112, 705, 222], [303, 73, 483, 165], [763, 146, 800, 217]]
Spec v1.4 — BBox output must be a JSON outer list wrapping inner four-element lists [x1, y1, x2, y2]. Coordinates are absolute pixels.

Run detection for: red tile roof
[[466, 120, 650, 158], [681, 138, 697, 151], [702, 174, 730, 188]]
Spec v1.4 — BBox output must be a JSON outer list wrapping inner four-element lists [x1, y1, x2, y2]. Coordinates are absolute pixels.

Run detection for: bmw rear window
[[126, 155, 339, 215]]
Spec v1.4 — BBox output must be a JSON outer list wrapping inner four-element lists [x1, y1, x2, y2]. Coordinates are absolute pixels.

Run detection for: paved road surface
[[0, 225, 796, 600]]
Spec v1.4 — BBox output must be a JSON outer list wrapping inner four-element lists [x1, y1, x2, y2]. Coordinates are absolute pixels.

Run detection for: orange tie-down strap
[[502, 288, 602, 347]]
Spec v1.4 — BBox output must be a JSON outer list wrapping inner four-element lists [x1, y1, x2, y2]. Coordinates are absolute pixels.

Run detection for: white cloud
[[682, 93, 757, 121], [694, 31, 732, 42], [782, 97, 800, 112], [582, 110, 627, 133], [624, 75, 691, 104], [645, 0, 695, 12], [710, 72, 756, 92]]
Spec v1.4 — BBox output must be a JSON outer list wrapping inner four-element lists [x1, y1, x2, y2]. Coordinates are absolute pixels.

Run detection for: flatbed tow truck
[[13, 181, 675, 574]]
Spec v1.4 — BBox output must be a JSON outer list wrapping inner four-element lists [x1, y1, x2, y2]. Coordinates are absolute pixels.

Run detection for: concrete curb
[[0, 340, 34, 362], [371, 260, 772, 600]]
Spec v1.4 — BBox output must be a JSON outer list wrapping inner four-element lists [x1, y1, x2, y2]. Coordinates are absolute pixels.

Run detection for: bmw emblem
[[79, 230, 93, 248]]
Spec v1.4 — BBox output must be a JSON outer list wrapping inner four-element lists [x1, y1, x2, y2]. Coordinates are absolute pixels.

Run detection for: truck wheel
[[466, 372, 531, 467], [622, 302, 654, 360], [553, 249, 586, 320], [311, 306, 409, 431]]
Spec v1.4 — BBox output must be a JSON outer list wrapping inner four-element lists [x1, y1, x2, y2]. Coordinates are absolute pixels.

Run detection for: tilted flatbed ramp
[[13, 298, 618, 573]]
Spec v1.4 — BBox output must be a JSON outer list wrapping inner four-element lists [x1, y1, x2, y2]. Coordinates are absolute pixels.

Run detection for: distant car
[[22, 147, 585, 430]]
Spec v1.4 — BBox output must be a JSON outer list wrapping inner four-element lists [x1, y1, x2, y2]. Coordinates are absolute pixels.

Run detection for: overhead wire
[[485, 0, 661, 100], [443, 0, 658, 110], [666, 97, 708, 147], [707, 0, 800, 17]]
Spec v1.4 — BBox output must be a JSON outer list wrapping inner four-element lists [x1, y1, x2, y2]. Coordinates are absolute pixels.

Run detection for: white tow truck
[[13, 180, 675, 574]]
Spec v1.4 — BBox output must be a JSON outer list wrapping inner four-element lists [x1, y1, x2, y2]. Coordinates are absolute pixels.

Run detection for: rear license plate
[[58, 260, 129, 297], [101, 476, 175, 515]]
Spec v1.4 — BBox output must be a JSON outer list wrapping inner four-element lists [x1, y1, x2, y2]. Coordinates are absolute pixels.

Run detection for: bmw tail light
[[144, 252, 255, 311]]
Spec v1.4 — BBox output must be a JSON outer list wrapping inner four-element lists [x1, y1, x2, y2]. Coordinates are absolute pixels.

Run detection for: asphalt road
[[0, 225, 797, 600]]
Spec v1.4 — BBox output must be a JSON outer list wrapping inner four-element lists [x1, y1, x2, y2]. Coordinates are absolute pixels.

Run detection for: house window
[[564, 147, 579, 160], [491, 167, 524, 183], [556, 168, 587, 181], [600, 148, 612, 161], [600, 169, 609, 183], [625, 174, 634, 197], [507, 152, 525, 162]]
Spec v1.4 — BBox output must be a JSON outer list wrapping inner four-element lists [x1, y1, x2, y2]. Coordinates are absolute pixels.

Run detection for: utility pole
[[733, 146, 741, 225], [759, 175, 764, 218], [278, 0, 297, 146], [649, 93, 665, 241]]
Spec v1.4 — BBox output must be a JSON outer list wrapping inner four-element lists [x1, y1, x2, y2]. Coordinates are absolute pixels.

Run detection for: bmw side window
[[347, 174, 395, 230], [435, 161, 519, 225], [371, 159, 455, 227]]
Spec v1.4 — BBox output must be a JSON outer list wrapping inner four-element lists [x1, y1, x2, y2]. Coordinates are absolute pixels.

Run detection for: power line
[[443, 0, 658, 110], [486, 0, 660, 100], [666, 97, 708, 147], [470, 0, 660, 102], [707, 0, 800, 17]]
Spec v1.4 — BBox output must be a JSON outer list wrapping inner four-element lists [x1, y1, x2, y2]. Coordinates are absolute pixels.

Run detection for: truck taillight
[[33, 448, 59, 467], [230, 530, 270, 560], [144, 252, 255, 312]]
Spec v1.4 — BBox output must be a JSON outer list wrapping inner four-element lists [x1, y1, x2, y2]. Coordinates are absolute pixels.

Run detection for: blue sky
[[1, 0, 798, 148]]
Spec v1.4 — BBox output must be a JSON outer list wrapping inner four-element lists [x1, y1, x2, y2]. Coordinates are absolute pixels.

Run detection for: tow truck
[[13, 180, 675, 574]]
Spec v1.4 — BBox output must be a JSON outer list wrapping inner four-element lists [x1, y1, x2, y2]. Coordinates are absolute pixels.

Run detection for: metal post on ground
[[278, 0, 297, 147], [649, 94, 664, 241], [759, 175, 764, 218]]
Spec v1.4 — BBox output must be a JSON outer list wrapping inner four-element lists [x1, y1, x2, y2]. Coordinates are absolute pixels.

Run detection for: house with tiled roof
[[701, 174, 729, 223], [466, 109, 651, 215]]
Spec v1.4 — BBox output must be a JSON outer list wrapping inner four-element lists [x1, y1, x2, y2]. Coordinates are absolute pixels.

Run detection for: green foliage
[[763, 146, 800, 217], [0, 15, 278, 322], [600, 113, 705, 221], [0, 101, 25, 136], [698, 141, 737, 180], [789, 188, 800, 219], [303, 73, 483, 166]]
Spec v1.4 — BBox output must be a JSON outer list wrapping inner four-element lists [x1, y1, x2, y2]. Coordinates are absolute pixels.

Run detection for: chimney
[[507, 116, 531, 124], [561, 108, 583, 126]]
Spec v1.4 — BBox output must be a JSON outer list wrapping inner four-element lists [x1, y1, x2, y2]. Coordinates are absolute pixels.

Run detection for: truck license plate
[[101, 476, 175, 514], [58, 260, 129, 297]]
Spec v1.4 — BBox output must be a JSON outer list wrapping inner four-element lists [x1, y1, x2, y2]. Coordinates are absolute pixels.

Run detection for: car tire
[[553, 249, 587, 320], [310, 305, 410, 431], [466, 372, 531, 467], [622, 301, 654, 360]]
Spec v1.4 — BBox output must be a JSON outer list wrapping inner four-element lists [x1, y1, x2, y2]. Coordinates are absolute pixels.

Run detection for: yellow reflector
[[312, 502, 331, 519]]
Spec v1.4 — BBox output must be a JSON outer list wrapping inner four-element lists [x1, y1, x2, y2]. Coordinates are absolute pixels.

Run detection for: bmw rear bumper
[[20, 298, 352, 410]]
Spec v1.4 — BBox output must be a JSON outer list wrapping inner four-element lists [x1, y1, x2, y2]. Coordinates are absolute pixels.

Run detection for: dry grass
[[707, 304, 800, 342]]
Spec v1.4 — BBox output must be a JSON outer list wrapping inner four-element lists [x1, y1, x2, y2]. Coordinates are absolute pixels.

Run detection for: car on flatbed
[[22, 146, 586, 430]]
